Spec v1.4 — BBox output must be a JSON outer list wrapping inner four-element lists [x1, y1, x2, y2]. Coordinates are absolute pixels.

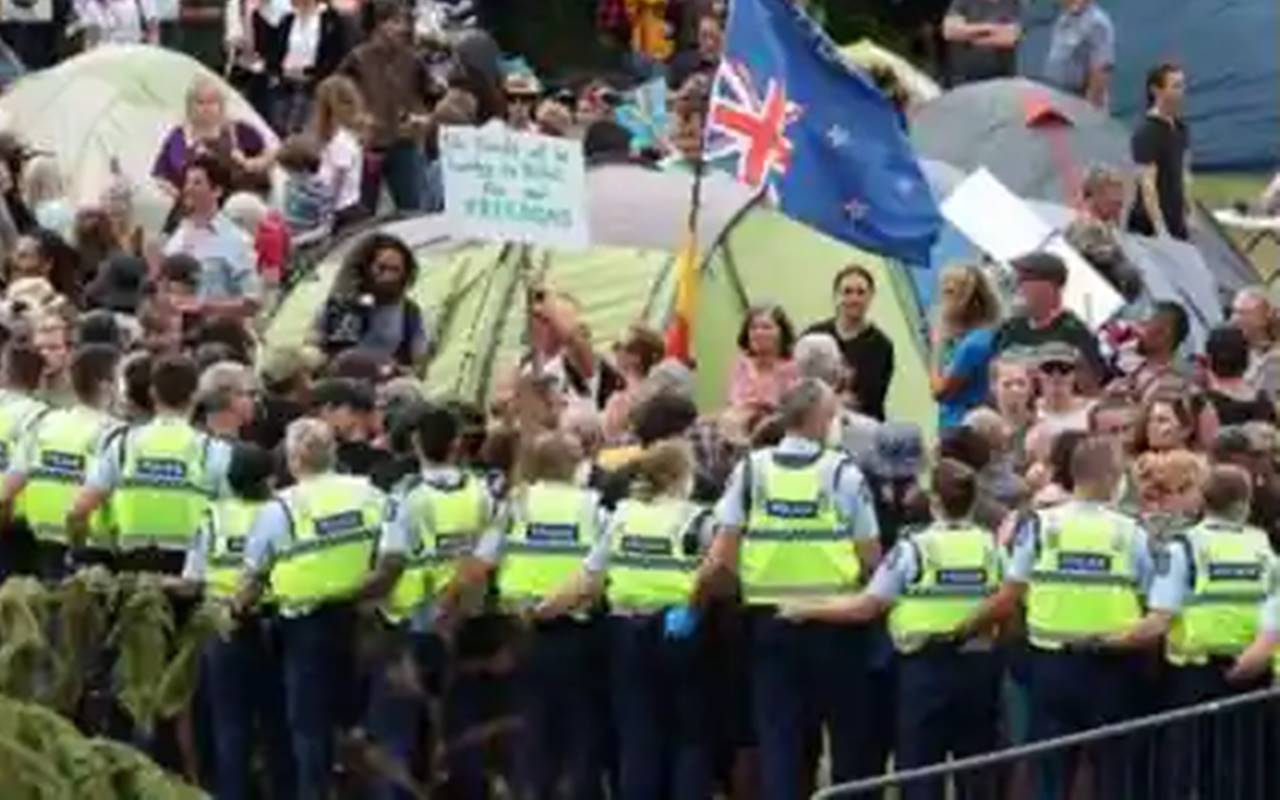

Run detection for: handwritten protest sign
[[440, 124, 589, 250]]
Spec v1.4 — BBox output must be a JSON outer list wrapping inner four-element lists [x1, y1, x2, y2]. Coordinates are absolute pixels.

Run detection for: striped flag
[[664, 230, 699, 364]]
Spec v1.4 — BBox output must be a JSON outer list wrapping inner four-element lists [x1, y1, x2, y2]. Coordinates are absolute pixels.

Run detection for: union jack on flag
[[700, 0, 941, 264], [704, 60, 804, 197]]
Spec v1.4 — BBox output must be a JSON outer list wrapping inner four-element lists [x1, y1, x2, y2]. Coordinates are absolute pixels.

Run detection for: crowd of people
[[0, 1, 1278, 800]]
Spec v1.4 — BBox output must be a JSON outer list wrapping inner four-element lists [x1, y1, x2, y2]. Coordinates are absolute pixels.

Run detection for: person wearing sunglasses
[[1033, 342, 1093, 438]]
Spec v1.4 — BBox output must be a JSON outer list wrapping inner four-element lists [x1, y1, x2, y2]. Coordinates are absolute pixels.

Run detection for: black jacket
[[262, 7, 346, 87]]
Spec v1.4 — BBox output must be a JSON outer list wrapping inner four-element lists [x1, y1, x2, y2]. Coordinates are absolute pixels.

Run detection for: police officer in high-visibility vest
[[965, 435, 1166, 800], [464, 429, 610, 800], [782, 458, 1002, 800], [236, 417, 384, 800], [0, 339, 51, 578], [0, 344, 120, 580], [179, 442, 295, 800], [698, 378, 882, 800], [68, 354, 232, 574], [360, 403, 494, 800], [1128, 464, 1277, 800], [539, 439, 715, 800]]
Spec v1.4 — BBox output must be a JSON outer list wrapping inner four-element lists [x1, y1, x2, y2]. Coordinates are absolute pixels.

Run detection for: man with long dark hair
[[312, 232, 431, 371]]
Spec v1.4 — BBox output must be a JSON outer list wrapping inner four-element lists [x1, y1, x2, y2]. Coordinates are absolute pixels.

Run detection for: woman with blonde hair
[[19, 155, 73, 239], [151, 76, 272, 202], [539, 438, 715, 800], [308, 74, 366, 228], [930, 263, 1001, 428]]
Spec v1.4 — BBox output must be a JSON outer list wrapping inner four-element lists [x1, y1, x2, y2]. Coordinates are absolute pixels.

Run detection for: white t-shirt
[[320, 127, 363, 213], [282, 8, 321, 73], [78, 0, 156, 44]]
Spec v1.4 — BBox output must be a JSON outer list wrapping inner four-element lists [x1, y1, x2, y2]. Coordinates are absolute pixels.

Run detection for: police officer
[[540, 439, 714, 800], [236, 417, 384, 800], [0, 344, 121, 580], [68, 354, 232, 574], [1135, 464, 1276, 799], [699, 378, 881, 800], [360, 403, 494, 800], [782, 458, 1002, 800], [0, 339, 51, 578], [966, 435, 1167, 800], [464, 430, 609, 800], [180, 443, 294, 800]]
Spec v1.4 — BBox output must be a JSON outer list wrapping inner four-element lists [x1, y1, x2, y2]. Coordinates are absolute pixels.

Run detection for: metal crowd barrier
[[816, 685, 1280, 800]]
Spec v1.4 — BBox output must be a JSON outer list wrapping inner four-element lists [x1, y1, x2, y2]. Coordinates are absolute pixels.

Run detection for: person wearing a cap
[[504, 73, 542, 131], [247, 346, 321, 451], [781, 459, 1004, 800], [1027, 341, 1093, 439], [994, 251, 1107, 388], [699, 378, 882, 798], [960, 435, 1164, 797]]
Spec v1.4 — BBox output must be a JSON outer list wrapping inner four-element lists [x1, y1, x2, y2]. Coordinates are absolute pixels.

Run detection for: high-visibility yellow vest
[[112, 417, 212, 551], [270, 473, 383, 612], [1166, 519, 1274, 666], [741, 448, 862, 604], [205, 497, 265, 602], [383, 471, 489, 623], [0, 390, 48, 474], [888, 521, 1000, 654], [606, 497, 706, 610], [22, 405, 120, 544], [496, 482, 600, 606], [1026, 502, 1144, 650]]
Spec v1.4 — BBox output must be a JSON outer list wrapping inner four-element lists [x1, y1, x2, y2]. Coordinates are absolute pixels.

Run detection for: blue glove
[[663, 606, 699, 640]]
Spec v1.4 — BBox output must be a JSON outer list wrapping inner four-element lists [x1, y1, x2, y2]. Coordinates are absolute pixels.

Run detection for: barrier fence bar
[[815, 685, 1280, 799]]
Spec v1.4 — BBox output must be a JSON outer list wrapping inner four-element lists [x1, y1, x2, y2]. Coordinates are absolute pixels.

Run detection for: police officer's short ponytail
[[931, 459, 977, 521]]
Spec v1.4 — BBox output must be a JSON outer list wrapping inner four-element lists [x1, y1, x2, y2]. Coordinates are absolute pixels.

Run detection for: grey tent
[[911, 78, 1258, 301]]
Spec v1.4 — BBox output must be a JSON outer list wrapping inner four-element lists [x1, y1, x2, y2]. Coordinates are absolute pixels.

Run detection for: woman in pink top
[[727, 304, 800, 417]]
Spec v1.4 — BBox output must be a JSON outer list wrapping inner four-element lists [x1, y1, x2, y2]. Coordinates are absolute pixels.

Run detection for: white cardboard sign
[[440, 124, 589, 250]]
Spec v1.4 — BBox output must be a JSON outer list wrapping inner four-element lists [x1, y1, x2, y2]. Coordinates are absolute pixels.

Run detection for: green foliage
[[0, 695, 206, 799], [0, 578, 53, 702], [50, 567, 117, 716], [108, 575, 174, 737]]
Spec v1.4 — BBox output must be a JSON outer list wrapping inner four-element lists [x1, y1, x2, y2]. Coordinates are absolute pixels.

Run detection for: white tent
[[0, 44, 276, 232]]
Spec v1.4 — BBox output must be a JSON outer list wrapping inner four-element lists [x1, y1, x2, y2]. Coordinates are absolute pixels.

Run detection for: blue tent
[[1020, 1, 1280, 170]]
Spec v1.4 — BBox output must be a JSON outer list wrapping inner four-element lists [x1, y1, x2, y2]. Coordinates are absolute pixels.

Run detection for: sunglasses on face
[[1039, 361, 1075, 376]]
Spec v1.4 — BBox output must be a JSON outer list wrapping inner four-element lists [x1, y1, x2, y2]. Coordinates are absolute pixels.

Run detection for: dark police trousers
[[895, 643, 1003, 800], [609, 612, 713, 800], [1161, 658, 1273, 800], [1027, 646, 1150, 800], [750, 613, 875, 800]]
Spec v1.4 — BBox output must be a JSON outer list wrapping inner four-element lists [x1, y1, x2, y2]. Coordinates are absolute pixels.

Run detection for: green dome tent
[[266, 164, 936, 437], [0, 44, 276, 232]]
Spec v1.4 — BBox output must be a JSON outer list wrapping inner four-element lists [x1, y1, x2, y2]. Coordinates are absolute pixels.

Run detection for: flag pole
[[665, 85, 710, 365]]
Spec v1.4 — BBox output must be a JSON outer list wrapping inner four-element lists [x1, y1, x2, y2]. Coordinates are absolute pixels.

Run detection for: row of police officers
[[2, 342, 1280, 800]]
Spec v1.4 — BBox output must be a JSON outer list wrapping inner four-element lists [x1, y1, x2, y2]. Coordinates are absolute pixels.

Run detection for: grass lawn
[[1193, 171, 1276, 278]]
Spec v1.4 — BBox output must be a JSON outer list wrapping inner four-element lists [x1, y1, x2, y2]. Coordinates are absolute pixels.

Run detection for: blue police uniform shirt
[[1259, 591, 1280, 634], [713, 435, 880, 542], [472, 484, 609, 566], [1005, 499, 1165, 603], [84, 417, 233, 499]]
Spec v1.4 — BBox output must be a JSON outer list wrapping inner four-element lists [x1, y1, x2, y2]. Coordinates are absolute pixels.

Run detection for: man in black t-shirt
[[1128, 63, 1191, 241], [941, 0, 1022, 85], [993, 252, 1107, 386]]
